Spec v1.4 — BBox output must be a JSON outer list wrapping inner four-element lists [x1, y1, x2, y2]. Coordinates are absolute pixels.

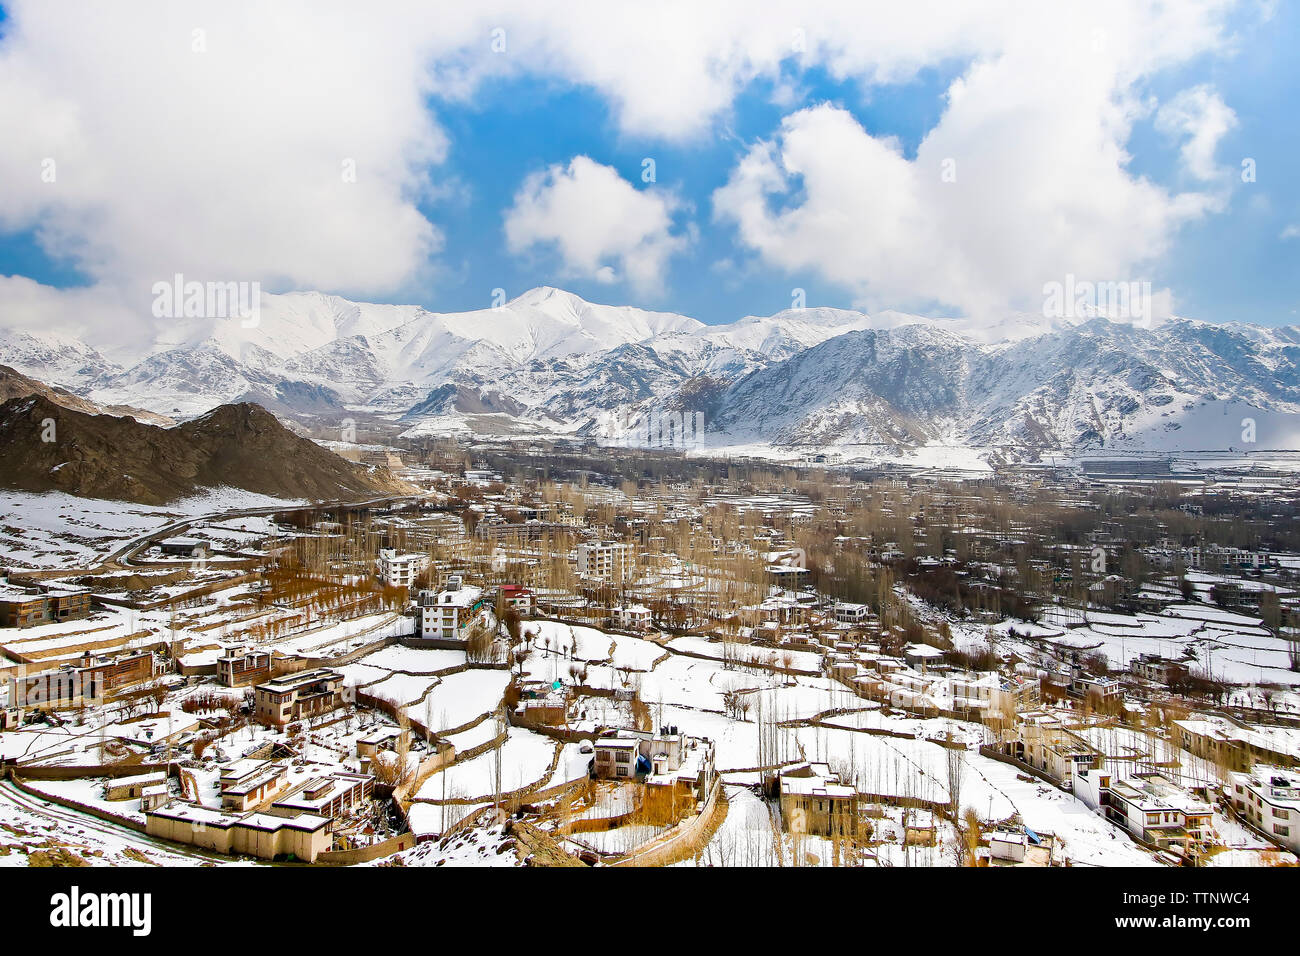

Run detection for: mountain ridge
[[3, 287, 1299, 457]]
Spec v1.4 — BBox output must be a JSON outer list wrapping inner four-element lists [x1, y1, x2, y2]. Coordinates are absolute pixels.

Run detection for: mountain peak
[[508, 285, 587, 309]]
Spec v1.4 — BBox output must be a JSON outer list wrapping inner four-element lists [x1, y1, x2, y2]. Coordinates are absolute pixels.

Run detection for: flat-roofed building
[[1227, 765, 1300, 852], [377, 549, 428, 588], [158, 538, 206, 557], [104, 771, 168, 802], [1074, 769, 1213, 854], [1131, 653, 1190, 686], [219, 758, 289, 811], [217, 648, 272, 688], [0, 588, 50, 628], [576, 541, 632, 583], [1174, 716, 1299, 772], [773, 761, 859, 837], [416, 578, 488, 640], [1070, 674, 1124, 707], [593, 737, 641, 780], [833, 601, 871, 625], [253, 669, 345, 728], [0, 584, 91, 629], [992, 714, 1102, 789], [5, 649, 158, 709], [144, 802, 332, 862], [611, 603, 651, 631], [273, 771, 373, 819]]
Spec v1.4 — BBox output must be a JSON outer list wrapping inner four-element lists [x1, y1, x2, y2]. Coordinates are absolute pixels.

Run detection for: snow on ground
[[24, 776, 155, 825], [402, 802, 489, 841], [444, 717, 502, 754], [668, 635, 822, 672], [416, 727, 557, 800], [524, 621, 614, 662], [335, 662, 391, 690], [692, 785, 779, 866], [354, 645, 466, 674], [266, 612, 406, 658], [993, 604, 1299, 686], [965, 757, 1160, 866], [408, 669, 511, 733], [0, 780, 251, 867], [638, 654, 735, 713], [543, 742, 593, 789], [0, 488, 304, 570], [365, 672, 440, 708], [381, 823, 522, 866], [609, 633, 668, 670]]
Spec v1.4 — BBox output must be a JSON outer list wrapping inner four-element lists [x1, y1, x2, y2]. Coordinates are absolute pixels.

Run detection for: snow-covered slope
[[3, 287, 1298, 457], [714, 318, 1300, 452]]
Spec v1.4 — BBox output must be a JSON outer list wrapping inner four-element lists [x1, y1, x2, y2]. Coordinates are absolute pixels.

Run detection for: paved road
[[100, 493, 422, 568]]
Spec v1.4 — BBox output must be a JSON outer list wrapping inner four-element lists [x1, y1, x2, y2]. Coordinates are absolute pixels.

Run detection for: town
[[2, 437, 1297, 868]]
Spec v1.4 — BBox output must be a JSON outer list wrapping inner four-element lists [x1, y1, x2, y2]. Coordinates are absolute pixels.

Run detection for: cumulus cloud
[[0, 0, 1248, 345], [0, 2, 479, 299], [713, 4, 1239, 319], [504, 157, 689, 294]]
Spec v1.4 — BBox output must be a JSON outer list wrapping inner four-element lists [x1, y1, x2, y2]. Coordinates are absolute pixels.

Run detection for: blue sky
[[0, 1, 1296, 334], [422, 62, 968, 323]]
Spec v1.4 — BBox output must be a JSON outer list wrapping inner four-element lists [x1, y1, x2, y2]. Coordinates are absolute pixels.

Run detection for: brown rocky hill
[[0, 394, 412, 504], [0, 363, 175, 425]]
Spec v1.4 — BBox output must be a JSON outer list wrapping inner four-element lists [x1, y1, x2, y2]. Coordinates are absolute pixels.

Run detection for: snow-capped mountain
[[0, 328, 120, 391], [3, 286, 1299, 458], [713, 318, 1300, 452]]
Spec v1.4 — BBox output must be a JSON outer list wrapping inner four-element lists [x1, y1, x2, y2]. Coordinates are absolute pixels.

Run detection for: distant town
[[2, 436, 1298, 868]]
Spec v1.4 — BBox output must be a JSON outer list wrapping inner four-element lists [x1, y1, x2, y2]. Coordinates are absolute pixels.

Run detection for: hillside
[[0, 394, 411, 505]]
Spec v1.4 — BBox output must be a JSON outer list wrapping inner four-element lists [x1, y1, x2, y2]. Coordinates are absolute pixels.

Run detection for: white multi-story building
[[611, 604, 651, 630], [417, 576, 488, 640], [1074, 769, 1214, 853], [1227, 765, 1300, 852], [576, 540, 632, 582], [377, 548, 429, 588], [833, 601, 871, 625], [1183, 544, 1272, 571]]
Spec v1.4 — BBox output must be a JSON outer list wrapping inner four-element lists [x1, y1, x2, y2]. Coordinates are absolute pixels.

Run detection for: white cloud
[[1281, 225, 1300, 240], [713, 3, 1240, 319], [1156, 85, 1238, 181], [504, 157, 689, 294], [0, 0, 1248, 345], [0, 2, 480, 297]]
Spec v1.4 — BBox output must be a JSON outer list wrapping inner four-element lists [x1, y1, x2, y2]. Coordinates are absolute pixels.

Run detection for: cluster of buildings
[[103, 750, 382, 862], [3, 649, 161, 712], [1172, 714, 1300, 773], [990, 705, 1300, 858], [833, 647, 1039, 721]]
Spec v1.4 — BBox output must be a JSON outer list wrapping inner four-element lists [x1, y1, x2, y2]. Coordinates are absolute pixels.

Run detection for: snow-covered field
[[0, 488, 303, 570], [981, 603, 1299, 689]]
